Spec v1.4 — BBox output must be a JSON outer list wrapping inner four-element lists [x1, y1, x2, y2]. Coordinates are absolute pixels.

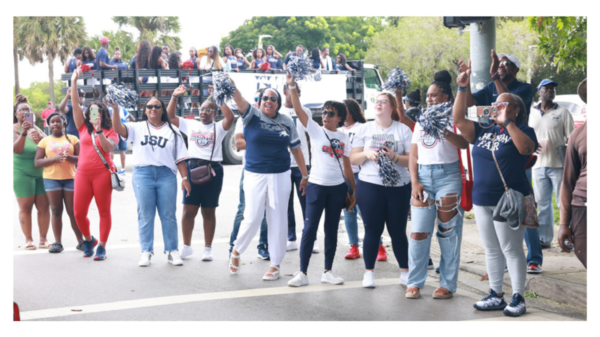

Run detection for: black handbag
[[190, 124, 216, 186]]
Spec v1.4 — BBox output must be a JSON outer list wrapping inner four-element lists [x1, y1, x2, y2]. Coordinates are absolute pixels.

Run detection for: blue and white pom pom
[[377, 141, 402, 187], [416, 101, 454, 140], [105, 84, 138, 109], [286, 56, 321, 81], [212, 72, 236, 106], [382, 67, 411, 92]]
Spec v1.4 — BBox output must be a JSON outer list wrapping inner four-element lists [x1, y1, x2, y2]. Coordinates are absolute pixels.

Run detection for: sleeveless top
[[266, 55, 278, 69]]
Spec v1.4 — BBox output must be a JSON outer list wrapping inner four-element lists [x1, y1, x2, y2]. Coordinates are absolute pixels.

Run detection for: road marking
[[19, 278, 400, 320]]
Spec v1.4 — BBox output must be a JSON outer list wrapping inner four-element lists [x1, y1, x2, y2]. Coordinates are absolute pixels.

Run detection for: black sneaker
[[427, 258, 434, 270], [527, 263, 543, 274], [435, 267, 440, 274], [473, 289, 507, 311], [257, 244, 270, 260], [503, 293, 526, 317], [75, 242, 84, 251], [540, 240, 552, 249], [49, 242, 64, 253]]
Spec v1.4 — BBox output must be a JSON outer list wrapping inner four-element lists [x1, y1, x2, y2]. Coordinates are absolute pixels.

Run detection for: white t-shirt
[[235, 119, 245, 166], [341, 122, 363, 173], [305, 119, 350, 186], [280, 106, 310, 168], [123, 121, 189, 175], [178, 117, 230, 162], [528, 104, 575, 169], [353, 120, 412, 186], [411, 122, 459, 165], [199, 56, 213, 70]]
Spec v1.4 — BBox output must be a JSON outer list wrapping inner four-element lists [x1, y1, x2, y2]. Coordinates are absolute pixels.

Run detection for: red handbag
[[455, 125, 473, 211]]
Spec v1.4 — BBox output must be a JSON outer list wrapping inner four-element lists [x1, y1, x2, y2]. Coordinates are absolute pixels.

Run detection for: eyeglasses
[[375, 99, 389, 105], [146, 104, 162, 110], [500, 61, 515, 67], [492, 101, 510, 111], [199, 108, 215, 114], [261, 96, 277, 102], [18, 108, 31, 112], [322, 110, 337, 118]]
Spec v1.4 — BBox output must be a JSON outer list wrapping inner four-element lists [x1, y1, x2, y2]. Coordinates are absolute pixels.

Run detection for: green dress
[[13, 128, 45, 198]]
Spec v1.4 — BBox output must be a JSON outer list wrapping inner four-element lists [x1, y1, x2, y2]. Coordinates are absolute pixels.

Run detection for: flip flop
[[38, 242, 51, 249], [25, 242, 36, 250]]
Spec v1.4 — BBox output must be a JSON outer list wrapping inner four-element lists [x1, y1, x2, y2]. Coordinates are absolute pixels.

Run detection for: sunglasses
[[146, 104, 162, 110], [200, 108, 215, 114], [491, 101, 510, 110], [261, 96, 277, 102], [322, 110, 337, 118], [500, 61, 515, 67]]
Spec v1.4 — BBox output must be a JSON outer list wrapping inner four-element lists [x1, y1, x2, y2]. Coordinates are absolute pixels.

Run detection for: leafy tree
[[84, 30, 137, 65], [527, 16, 586, 72], [13, 80, 66, 129], [530, 55, 586, 97], [112, 16, 182, 51], [14, 17, 87, 103], [496, 19, 540, 83], [220, 17, 386, 60]]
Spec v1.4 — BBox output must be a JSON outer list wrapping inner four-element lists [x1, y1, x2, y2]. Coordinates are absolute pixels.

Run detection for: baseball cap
[[100, 37, 110, 43], [497, 53, 520, 68], [537, 79, 559, 91]]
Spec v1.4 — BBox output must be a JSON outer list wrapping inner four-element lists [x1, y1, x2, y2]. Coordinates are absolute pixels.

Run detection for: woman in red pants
[[70, 68, 119, 260]]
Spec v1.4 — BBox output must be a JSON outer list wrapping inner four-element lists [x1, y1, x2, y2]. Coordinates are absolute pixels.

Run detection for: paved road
[[13, 156, 577, 321]]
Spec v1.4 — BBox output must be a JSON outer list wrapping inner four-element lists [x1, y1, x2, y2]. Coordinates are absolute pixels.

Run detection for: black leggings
[[356, 180, 411, 269]]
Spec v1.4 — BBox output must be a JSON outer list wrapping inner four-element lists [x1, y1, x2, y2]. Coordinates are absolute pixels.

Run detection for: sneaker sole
[[321, 280, 344, 285], [139, 263, 150, 267], [288, 282, 307, 287], [503, 308, 526, 317], [527, 269, 543, 274], [263, 276, 281, 281], [363, 284, 376, 288], [257, 254, 270, 260], [93, 256, 107, 261], [201, 257, 213, 261], [344, 255, 360, 259], [473, 303, 507, 311], [168, 261, 183, 266]]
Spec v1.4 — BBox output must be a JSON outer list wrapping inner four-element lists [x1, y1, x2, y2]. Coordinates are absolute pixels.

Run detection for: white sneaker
[[288, 272, 309, 287], [321, 271, 344, 285], [286, 241, 298, 251], [399, 271, 409, 287], [312, 239, 320, 253], [168, 250, 183, 266], [138, 251, 152, 267], [180, 245, 193, 259], [363, 271, 376, 288], [202, 247, 213, 261]]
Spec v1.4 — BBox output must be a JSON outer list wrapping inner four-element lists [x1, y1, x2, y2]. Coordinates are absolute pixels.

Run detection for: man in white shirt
[[320, 47, 334, 72], [529, 79, 574, 250]]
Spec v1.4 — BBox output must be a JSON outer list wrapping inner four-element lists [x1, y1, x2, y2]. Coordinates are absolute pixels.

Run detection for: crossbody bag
[[91, 130, 125, 191], [454, 125, 473, 212], [189, 123, 216, 186], [323, 129, 355, 211]]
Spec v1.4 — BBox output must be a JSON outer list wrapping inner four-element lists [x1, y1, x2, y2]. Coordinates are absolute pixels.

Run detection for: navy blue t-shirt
[[472, 79, 534, 115], [472, 122, 538, 206], [68, 58, 78, 73], [226, 56, 237, 70], [241, 104, 300, 174], [96, 48, 111, 70], [266, 55, 278, 69], [65, 104, 83, 139], [109, 59, 128, 70], [129, 57, 136, 69], [236, 58, 246, 70]]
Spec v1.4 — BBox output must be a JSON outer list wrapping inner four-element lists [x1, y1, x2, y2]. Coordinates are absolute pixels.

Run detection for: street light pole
[[469, 17, 496, 92], [258, 35, 272, 50]]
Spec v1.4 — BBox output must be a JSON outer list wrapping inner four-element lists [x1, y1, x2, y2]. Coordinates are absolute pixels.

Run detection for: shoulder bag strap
[[490, 132, 509, 193], [90, 131, 113, 174], [208, 123, 216, 162], [323, 129, 347, 181], [454, 125, 473, 182]]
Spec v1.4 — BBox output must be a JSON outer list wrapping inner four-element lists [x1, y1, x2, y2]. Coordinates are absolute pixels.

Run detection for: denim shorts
[[43, 178, 75, 192], [117, 137, 128, 152]]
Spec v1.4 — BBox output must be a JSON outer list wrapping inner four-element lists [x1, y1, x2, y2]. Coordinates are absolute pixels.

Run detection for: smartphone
[[422, 191, 430, 203], [90, 106, 99, 121], [24, 112, 34, 125]]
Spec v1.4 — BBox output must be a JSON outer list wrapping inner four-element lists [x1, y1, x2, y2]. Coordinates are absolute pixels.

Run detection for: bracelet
[[491, 72, 499, 80], [20, 132, 27, 137], [95, 129, 103, 134], [302, 175, 309, 180], [458, 87, 467, 92], [289, 85, 296, 90], [182, 176, 188, 181]]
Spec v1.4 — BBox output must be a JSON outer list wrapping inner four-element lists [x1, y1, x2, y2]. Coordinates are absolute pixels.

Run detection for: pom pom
[[382, 67, 410, 92], [286, 56, 320, 81], [259, 62, 270, 73], [80, 64, 94, 77], [182, 60, 194, 70], [105, 84, 139, 109], [416, 101, 454, 140], [377, 141, 402, 187], [212, 72, 236, 106]]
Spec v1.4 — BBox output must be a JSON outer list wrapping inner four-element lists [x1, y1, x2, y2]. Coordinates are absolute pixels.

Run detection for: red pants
[[74, 170, 113, 242]]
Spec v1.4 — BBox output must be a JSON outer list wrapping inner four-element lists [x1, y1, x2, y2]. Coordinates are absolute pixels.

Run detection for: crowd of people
[[14, 39, 587, 319]]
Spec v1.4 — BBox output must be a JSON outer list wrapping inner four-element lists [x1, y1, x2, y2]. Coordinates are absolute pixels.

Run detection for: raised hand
[[173, 84, 187, 97], [92, 116, 102, 132], [456, 60, 471, 88], [490, 49, 500, 76]]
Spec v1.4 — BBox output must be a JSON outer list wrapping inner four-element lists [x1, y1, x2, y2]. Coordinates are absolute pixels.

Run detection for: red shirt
[[77, 124, 119, 174], [41, 108, 56, 127]]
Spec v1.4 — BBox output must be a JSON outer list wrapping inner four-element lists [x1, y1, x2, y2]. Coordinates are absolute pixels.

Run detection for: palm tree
[[13, 17, 22, 95], [113, 16, 182, 50], [15, 17, 87, 103]]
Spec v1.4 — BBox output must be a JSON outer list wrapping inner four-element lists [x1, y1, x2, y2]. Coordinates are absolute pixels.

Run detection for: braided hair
[[46, 111, 71, 143], [431, 70, 454, 103]]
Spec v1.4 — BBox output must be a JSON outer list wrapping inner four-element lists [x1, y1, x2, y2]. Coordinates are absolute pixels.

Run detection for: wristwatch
[[302, 175, 309, 180], [95, 129, 103, 134], [504, 118, 515, 127]]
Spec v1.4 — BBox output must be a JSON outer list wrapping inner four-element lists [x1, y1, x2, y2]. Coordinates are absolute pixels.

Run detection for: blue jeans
[[344, 172, 382, 247], [132, 166, 179, 254], [230, 170, 268, 249], [533, 167, 563, 244], [524, 169, 543, 265], [408, 162, 463, 293], [288, 166, 308, 241]]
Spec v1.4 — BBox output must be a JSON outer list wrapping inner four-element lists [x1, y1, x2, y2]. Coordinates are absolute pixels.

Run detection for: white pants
[[473, 205, 526, 295], [234, 170, 292, 266]]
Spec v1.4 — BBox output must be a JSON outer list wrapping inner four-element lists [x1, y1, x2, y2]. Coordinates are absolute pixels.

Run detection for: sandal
[[432, 287, 453, 299], [25, 242, 36, 250], [38, 241, 51, 249], [229, 252, 241, 275], [405, 286, 420, 299], [262, 265, 281, 281]]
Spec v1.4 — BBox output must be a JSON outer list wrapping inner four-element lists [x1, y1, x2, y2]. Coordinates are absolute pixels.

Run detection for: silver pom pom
[[105, 84, 138, 109], [416, 102, 454, 140], [212, 72, 236, 106], [286, 56, 320, 81], [382, 67, 411, 92]]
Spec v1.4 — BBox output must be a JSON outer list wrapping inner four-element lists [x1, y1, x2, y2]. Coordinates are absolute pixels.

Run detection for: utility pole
[[469, 18, 496, 92]]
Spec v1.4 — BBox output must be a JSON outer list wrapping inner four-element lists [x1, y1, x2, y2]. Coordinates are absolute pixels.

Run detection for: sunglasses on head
[[322, 110, 337, 118], [261, 96, 277, 102], [500, 61, 515, 67], [146, 104, 162, 110]]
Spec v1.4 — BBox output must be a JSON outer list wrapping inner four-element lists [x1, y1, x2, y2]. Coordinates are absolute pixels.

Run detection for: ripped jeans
[[132, 165, 179, 254], [408, 161, 463, 293]]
